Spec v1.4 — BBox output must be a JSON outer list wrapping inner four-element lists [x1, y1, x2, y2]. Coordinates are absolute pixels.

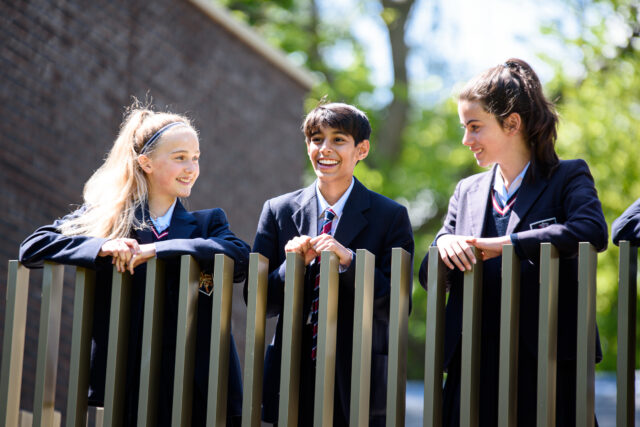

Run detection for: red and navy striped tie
[[311, 208, 336, 361]]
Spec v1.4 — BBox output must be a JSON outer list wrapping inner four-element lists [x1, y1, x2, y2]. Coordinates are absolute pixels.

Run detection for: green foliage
[[542, 0, 640, 371], [221, 0, 640, 377]]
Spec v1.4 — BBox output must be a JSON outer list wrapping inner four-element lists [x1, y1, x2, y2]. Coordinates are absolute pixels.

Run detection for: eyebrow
[[170, 149, 200, 154], [465, 119, 480, 125]]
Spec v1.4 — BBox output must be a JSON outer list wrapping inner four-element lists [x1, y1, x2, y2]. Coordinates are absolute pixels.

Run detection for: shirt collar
[[150, 199, 177, 233], [494, 162, 530, 204], [315, 177, 355, 221]]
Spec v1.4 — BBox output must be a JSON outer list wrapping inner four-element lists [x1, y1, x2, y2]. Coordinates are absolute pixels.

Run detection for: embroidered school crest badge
[[530, 217, 557, 230], [199, 272, 214, 296]]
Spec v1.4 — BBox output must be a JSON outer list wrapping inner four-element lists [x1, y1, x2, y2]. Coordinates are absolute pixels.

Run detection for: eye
[[193, 156, 200, 162], [311, 136, 323, 144], [470, 125, 480, 132], [175, 155, 185, 161]]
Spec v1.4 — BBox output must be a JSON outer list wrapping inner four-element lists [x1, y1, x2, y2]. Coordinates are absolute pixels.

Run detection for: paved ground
[[405, 372, 640, 426]]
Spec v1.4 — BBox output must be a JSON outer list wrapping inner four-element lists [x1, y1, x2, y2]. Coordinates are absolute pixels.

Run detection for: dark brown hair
[[459, 58, 559, 177], [302, 102, 371, 145]]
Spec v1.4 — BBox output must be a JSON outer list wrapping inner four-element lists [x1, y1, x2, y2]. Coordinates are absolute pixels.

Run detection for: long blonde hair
[[59, 104, 195, 238]]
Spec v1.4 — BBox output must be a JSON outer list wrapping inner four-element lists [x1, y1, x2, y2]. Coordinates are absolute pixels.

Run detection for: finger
[[438, 247, 455, 270], [444, 245, 467, 271], [452, 242, 473, 270], [128, 256, 136, 275]]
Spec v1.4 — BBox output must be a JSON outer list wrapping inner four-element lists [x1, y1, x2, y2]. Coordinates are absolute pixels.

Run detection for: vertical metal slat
[[33, 262, 64, 427], [537, 243, 559, 427], [386, 248, 411, 427], [242, 253, 269, 427], [424, 247, 446, 427], [103, 268, 133, 427], [313, 251, 339, 427], [0, 261, 30, 427], [616, 241, 637, 427], [460, 248, 483, 427], [138, 258, 166, 426], [498, 245, 521, 427], [206, 254, 234, 426], [349, 249, 375, 427], [576, 242, 597, 427], [277, 252, 305, 427], [66, 267, 96, 427]]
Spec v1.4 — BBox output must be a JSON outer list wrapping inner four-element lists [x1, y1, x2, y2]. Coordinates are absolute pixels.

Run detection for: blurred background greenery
[[217, 0, 639, 376]]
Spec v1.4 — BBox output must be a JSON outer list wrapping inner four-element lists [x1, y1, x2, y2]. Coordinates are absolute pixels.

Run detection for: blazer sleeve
[[612, 198, 640, 246], [512, 159, 608, 260], [154, 209, 250, 283], [19, 209, 108, 269], [250, 199, 288, 318], [418, 180, 462, 290]]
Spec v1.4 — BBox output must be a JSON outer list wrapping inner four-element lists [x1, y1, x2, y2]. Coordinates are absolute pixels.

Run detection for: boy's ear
[[137, 154, 153, 174], [357, 139, 370, 160], [503, 113, 522, 135]]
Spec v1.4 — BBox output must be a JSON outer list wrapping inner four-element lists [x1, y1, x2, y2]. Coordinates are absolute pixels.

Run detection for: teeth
[[318, 159, 338, 165]]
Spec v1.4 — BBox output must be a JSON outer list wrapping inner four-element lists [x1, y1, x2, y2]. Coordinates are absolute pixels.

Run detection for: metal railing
[[0, 248, 412, 427], [1, 242, 637, 426]]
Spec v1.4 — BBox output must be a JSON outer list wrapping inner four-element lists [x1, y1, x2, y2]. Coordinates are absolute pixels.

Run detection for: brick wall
[[0, 0, 308, 419]]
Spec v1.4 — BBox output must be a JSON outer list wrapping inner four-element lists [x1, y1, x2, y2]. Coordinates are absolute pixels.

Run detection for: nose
[[462, 129, 473, 146], [319, 138, 332, 153]]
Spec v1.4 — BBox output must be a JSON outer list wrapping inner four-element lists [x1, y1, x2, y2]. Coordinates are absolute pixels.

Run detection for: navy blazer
[[19, 201, 250, 426], [250, 178, 414, 425], [612, 197, 640, 246], [419, 159, 607, 369]]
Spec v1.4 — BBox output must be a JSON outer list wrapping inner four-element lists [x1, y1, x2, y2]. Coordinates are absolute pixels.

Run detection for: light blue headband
[[140, 122, 184, 154]]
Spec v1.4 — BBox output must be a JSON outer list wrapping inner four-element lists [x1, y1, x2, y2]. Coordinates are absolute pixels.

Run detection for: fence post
[[0, 261, 30, 427], [617, 241, 637, 427], [242, 253, 269, 427], [172, 256, 201, 426], [350, 249, 375, 427], [33, 262, 64, 427], [498, 245, 521, 427], [424, 247, 446, 427], [206, 254, 234, 426], [537, 243, 559, 427], [103, 268, 133, 427], [313, 251, 339, 427], [66, 267, 96, 427], [386, 248, 411, 427], [460, 248, 483, 427], [136, 258, 166, 426], [576, 243, 597, 427], [278, 252, 305, 427]]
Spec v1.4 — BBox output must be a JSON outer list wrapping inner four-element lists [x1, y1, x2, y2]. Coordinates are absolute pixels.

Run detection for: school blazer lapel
[[506, 167, 549, 234], [333, 178, 369, 247], [292, 183, 319, 237], [465, 168, 494, 236], [167, 200, 198, 239]]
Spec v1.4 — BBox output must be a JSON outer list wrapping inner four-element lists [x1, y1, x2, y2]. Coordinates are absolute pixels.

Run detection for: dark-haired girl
[[418, 58, 607, 426]]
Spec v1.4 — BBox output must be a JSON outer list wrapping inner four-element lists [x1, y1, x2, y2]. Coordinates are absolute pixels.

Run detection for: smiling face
[[306, 125, 369, 196], [138, 126, 200, 213], [458, 100, 517, 169]]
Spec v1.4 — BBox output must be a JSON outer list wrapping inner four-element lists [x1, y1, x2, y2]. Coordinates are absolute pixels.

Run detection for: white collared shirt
[[314, 178, 355, 271], [315, 178, 354, 236], [494, 162, 530, 206], [150, 199, 177, 233]]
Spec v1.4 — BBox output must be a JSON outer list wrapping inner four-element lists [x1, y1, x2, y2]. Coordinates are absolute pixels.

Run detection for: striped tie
[[311, 208, 336, 361]]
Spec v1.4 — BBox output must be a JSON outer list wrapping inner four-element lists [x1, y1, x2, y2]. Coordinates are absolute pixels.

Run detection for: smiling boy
[[250, 102, 414, 426]]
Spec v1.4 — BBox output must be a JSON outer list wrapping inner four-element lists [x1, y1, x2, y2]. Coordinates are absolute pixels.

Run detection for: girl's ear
[[137, 155, 153, 174], [503, 113, 522, 135]]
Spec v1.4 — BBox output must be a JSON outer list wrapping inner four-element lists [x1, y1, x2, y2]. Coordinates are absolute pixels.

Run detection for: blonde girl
[[20, 103, 249, 426]]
